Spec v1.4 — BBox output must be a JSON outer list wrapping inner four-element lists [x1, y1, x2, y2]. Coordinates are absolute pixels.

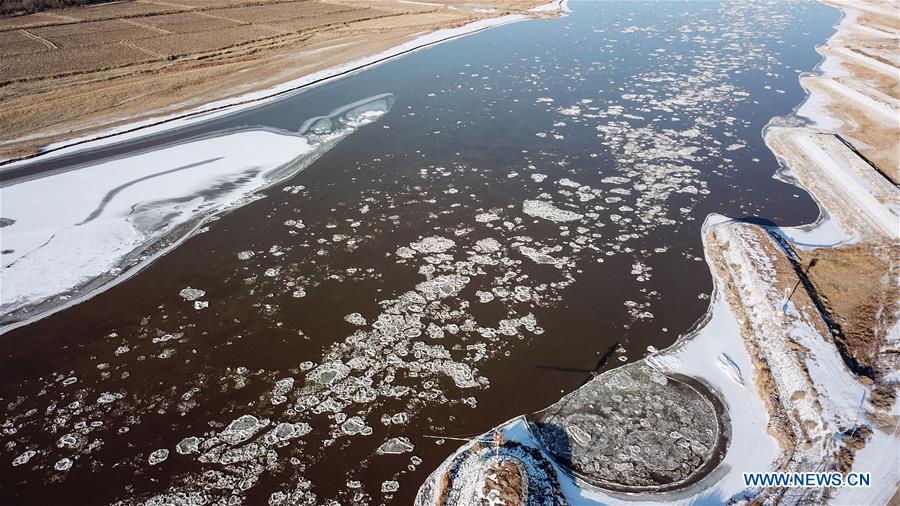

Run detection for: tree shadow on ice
[[732, 215, 779, 228], [526, 421, 574, 472], [535, 341, 620, 388]]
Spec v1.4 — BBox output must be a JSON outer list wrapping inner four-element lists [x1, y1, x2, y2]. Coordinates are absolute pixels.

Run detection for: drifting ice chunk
[[475, 212, 501, 223], [377, 437, 415, 455], [341, 417, 367, 436], [148, 449, 169, 465], [410, 236, 455, 254], [97, 392, 123, 404], [523, 200, 583, 222], [558, 106, 582, 116], [519, 246, 561, 265], [416, 274, 470, 301], [475, 238, 501, 253], [179, 287, 205, 301], [344, 313, 367, 326], [58, 434, 77, 448], [476, 291, 495, 303], [307, 362, 350, 386], [426, 323, 445, 339], [443, 362, 478, 388], [220, 415, 266, 445], [176, 436, 201, 455], [265, 422, 312, 444], [270, 377, 295, 405], [12, 450, 36, 467]]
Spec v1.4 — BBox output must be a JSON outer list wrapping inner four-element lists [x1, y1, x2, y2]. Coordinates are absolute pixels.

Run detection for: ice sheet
[[0, 94, 395, 323]]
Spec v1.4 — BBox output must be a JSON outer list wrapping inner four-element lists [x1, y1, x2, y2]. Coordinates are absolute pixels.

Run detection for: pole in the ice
[[492, 429, 504, 458]]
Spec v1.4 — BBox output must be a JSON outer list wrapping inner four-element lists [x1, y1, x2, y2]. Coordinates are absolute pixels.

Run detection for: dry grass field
[[0, 0, 114, 17], [0, 0, 555, 161]]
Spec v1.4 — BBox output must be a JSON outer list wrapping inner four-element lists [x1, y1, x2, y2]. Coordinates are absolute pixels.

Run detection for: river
[[0, 1, 838, 504]]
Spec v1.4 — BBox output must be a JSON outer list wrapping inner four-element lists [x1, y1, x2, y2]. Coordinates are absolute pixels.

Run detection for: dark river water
[[0, 1, 838, 504]]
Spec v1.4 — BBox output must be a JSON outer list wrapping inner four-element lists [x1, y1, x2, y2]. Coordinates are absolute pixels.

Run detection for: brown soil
[[436, 467, 452, 506], [856, 10, 900, 34], [0, 0, 554, 162], [838, 44, 900, 100], [797, 243, 899, 379], [481, 458, 527, 506], [804, 74, 900, 185], [813, 1, 900, 184], [890, 487, 900, 506], [835, 425, 873, 473]]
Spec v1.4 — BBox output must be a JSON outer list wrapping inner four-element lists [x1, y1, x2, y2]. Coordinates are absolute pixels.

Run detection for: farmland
[[0, 0, 551, 161]]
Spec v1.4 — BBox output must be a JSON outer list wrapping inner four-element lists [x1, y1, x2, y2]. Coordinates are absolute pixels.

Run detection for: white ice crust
[[1, 94, 395, 323], [2, 132, 309, 313]]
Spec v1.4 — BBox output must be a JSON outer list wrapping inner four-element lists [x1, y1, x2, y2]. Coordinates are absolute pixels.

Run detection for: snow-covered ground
[[768, 128, 900, 241], [0, 94, 395, 328]]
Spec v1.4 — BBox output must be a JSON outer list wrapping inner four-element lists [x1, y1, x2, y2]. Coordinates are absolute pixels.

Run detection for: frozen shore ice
[[0, 94, 395, 328]]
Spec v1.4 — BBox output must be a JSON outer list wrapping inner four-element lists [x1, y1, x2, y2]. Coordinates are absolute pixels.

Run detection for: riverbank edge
[[0, 1, 568, 170], [0, 1, 569, 331]]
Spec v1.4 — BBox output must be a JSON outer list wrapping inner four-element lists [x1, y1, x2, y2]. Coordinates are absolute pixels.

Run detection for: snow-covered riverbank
[[0, 94, 395, 331], [0, 2, 567, 169]]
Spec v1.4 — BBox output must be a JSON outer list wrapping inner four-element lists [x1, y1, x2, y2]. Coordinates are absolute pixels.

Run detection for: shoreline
[[0, 1, 568, 170], [418, 0, 899, 503], [0, 1, 568, 330], [0, 94, 397, 333]]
